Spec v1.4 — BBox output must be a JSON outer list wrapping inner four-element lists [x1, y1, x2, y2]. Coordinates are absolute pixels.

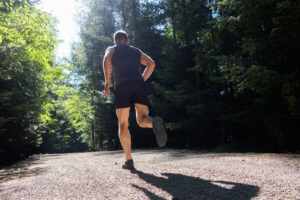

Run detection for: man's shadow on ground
[[131, 169, 259, 200]]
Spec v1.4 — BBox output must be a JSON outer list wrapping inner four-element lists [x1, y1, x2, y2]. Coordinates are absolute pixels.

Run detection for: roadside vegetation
[[1, 0, 299, 166]]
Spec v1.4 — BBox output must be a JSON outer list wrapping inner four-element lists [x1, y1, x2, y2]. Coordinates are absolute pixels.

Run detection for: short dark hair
[[114, 30, 128, 42]]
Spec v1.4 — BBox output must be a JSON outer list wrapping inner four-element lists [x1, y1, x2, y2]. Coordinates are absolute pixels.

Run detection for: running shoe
[[122, 159, 135, 170], [153, 116, 167, 147]]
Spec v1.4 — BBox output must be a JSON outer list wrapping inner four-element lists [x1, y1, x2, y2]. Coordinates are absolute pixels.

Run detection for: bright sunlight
[[38, 0, 80, 60]]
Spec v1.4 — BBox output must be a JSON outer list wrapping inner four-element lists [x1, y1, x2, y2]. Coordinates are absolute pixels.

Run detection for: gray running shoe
[[122, 159, 134, 170], [153, 116, 167, 147]]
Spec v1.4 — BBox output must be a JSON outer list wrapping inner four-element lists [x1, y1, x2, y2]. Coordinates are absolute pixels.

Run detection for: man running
[[103, 30, 167, 170]]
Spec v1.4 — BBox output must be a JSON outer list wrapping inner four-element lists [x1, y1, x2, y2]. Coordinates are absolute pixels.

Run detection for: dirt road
[[0, 150, 299, 200]]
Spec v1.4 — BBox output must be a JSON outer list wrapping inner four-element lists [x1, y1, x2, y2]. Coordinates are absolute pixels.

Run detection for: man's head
[[114, 30, 129, 45]]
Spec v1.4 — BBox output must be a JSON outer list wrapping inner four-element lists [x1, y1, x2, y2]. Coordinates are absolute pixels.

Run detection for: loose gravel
[[0, 150, 299, 200]]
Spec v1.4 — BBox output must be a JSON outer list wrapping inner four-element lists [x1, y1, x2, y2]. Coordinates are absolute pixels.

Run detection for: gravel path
[[0, 150, 299, 200]]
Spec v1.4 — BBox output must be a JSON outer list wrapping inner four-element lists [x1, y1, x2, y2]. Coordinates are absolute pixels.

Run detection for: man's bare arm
[[140, 52, 155, 81], [103, 47, 114, 98]]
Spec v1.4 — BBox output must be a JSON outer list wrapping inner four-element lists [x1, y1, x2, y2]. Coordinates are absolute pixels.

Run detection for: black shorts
[[114, 80, 148, 109]]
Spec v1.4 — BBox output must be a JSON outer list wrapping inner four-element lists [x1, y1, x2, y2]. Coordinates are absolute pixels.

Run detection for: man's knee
[[119, 121, 129, 137], [119, 122, 129, 130], [118, 123, 130, 138]]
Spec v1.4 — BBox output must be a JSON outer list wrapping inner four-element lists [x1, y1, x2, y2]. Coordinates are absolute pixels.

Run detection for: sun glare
[[38, 0, 80, 60]]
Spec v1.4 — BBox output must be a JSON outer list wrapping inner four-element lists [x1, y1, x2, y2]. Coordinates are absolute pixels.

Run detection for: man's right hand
[[104, 85, 110, 99]]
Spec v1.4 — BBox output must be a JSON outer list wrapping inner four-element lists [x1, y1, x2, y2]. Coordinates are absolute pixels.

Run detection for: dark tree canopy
[[1, 0, 299, 165]]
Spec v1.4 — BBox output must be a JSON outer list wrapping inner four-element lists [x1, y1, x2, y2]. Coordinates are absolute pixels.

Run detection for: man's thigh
[[116, 107, 130, 125]]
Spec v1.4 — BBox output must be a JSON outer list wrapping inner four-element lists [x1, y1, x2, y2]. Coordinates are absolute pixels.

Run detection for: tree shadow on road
[[131, 170, 259, 200], [0, 156, 47, 184]]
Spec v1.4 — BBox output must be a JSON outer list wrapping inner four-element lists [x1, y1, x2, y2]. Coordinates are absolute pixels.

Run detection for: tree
[[0, 0, 57, 162], [69, 0, 300, 152], [72, 0, 118, 150]]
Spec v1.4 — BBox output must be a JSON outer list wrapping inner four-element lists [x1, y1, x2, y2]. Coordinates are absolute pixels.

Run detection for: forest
[[1, 0, 299, 165]]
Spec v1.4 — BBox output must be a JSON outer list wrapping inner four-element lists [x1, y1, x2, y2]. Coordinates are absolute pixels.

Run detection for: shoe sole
[[122, 165, 135, 170], [153, 116, 167, 147]]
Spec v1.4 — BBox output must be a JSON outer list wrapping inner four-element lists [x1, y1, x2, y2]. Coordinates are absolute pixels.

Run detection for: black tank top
[[111, 44, 143, 88]]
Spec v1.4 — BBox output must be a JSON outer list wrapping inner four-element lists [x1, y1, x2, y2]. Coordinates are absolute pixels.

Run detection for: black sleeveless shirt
[[111, 44, 144, 88]]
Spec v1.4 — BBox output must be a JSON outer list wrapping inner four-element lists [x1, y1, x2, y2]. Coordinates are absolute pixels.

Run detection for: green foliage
[[72, 0, 299, 152], [0, 0, 57, 161], [71, 0, 118, 150], [2, 0, 299, 161], [39, 64, 90, 153]]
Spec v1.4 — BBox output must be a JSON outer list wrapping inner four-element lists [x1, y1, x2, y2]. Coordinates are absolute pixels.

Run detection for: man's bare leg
[[116, 107, 132, 161], [135, 103, 167, 147], [134, 103, 153, 128]]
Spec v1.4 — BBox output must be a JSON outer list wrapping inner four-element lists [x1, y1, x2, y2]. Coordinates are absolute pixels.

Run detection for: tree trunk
[[121, 0, 127, 30], [91, 92, 95, 151]]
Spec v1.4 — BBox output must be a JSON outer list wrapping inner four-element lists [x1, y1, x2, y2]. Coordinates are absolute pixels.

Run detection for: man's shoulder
[[106, 45, 116, 51], [105, 46, 116, 56], [129, 45, 142, 53], [105, 46, 115, 58], [129, 45, 139, 50]]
